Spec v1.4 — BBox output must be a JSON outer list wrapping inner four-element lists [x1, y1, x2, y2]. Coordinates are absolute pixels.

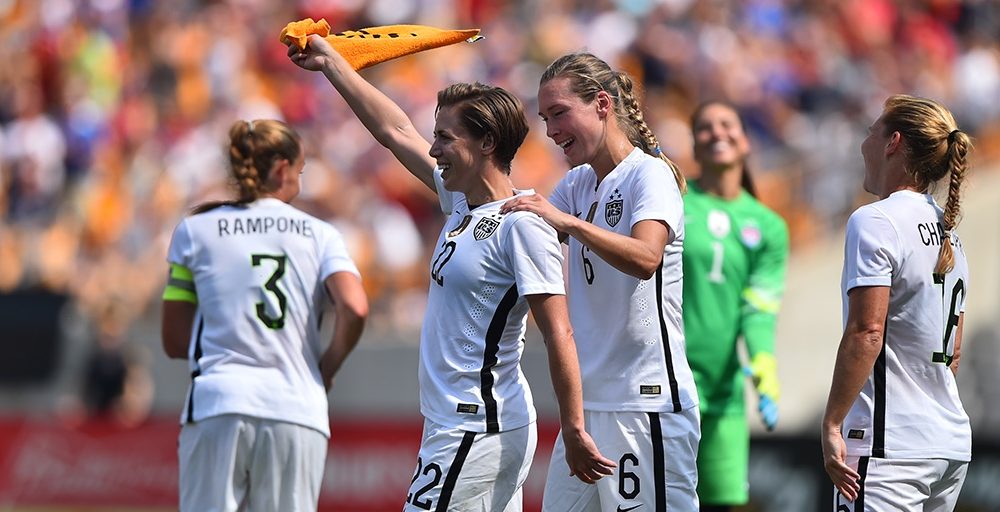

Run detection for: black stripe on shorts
[[435, 431, 477, 512], [854, 456, 870, 512], [648, 412, 666, 512]]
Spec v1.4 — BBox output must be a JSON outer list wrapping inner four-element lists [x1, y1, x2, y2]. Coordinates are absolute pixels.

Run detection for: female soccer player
[[161, 119, 369, 511], [288, 35, 613, 511], [683, 101, 789, 511], [502, 52, 701, 511], [822, 94, 972, 510]]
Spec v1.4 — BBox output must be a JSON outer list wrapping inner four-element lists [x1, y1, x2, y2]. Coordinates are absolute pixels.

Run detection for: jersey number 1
[[252, 254, 287, 329], [932, 273, 965, 365]]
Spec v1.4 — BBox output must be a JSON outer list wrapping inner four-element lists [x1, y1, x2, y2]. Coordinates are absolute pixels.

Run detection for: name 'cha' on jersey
[[166, 198, 360, 437], [682, 182, 789, 416], [422, 170, 566, 433], [549, 148, 698, 413], [841, 190, 971, 461]]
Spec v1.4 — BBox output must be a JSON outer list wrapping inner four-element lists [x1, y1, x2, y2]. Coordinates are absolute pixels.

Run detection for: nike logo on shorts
[[617, 505, 642, 512]]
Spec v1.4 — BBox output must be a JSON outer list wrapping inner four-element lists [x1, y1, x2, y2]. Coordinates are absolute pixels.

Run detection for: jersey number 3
[[252, 254, 288, 329]]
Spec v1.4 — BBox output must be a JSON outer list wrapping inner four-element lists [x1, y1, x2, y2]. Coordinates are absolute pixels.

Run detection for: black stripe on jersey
[[435, 431, 476, 512], [481, 285, 518, 433], [185, 317, 205, 424], [654, 263, 682, 413], [648, 412, 667, 512], [854, 456, 870, 511], [872, 331, 887, 458]]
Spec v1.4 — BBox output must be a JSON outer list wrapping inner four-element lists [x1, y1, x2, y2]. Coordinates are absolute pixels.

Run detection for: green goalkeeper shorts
[[696, 412, 750, 505]]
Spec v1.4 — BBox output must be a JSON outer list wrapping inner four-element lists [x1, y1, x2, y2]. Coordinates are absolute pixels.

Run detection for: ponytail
[[615, 72, 687, 194]]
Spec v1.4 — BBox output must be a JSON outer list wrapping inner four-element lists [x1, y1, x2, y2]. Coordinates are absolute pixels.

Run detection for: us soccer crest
[[605, 189, 623, 227], [474, 215, 501, 240], [740, 222, 762, 249]]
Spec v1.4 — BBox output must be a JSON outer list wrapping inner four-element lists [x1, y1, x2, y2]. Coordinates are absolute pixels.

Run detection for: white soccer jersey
[[420, 172, 565, 433], [841, 190, 971, 461], [549, 148, 698, 413], [166, 198, 360, 437]]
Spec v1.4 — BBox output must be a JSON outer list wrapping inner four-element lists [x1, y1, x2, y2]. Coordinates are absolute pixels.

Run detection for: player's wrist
[[560, 421, 586, 439]]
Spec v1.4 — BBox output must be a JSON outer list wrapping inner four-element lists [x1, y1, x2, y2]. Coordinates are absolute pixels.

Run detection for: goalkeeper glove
[[746, 352, 780, 431]]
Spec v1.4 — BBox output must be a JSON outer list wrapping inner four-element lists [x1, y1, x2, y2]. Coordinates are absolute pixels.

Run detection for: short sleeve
[[167, 219, 194, 268], [318, 225, 361, 279], [504, 214, 565, 296], [630, 159, 683, 234], [843, 206, 897, 291], [549, 175, 572, 216], [433, 167, 456, 213]]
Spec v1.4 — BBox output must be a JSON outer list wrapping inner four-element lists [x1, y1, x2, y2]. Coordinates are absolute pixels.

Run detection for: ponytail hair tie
[[948, 129, 960, 143], [652, 146, 662, 156]]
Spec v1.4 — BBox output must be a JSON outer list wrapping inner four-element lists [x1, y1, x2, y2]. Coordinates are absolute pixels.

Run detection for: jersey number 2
[[252, 254, 287, 329], [431, 241, 457, 287], [932, 273, 965, 365]]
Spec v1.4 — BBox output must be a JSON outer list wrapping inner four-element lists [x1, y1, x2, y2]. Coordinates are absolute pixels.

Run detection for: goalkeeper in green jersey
[[683, 102, 789, 511]]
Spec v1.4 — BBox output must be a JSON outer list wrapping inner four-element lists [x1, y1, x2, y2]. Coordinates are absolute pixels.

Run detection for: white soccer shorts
[[402, 419, 537, 512], [833, 455, 968, 511], [542, 408, 700, 512], [178, 414, 328, 512]]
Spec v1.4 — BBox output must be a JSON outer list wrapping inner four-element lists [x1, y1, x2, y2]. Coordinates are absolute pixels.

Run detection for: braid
[[230, 122, 263, 203], [615, 72, 687, 194], [193, 120, 302, 214], [934, 130, 971, 275]]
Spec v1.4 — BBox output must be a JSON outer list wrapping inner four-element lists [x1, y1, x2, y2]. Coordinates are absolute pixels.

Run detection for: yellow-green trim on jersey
[[682, 182, 789, 416], [163, 263, 198, 304]]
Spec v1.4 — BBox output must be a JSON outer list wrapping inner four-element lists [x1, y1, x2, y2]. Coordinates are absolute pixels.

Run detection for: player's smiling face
[[692, 103, 751, 172], [538, 76, 604, 168], [430, 105, 480, 193]]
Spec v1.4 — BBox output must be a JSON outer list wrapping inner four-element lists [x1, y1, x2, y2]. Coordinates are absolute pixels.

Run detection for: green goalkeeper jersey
[[682, 182, 789, 416]]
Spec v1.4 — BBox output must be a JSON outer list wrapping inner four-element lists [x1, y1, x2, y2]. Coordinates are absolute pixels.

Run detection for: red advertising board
[[0, 416, 558, 511]]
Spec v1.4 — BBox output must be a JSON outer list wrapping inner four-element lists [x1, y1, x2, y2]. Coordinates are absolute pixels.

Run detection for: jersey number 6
[[932, 273, 965, 366]]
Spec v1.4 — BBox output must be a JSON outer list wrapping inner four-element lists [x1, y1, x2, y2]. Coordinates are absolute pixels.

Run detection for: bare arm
[[951, 312, 965, 376], [526, 293, 616, 484], [320, 271, 369, 391], [501, 194, 669, 279], [821, 285, 889, 501], [161, 300, 196, 359], [288, 35, 437, 192]]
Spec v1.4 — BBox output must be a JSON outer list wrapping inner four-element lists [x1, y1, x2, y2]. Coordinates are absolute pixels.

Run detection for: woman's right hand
[[562, 426, 616, 484], [287, 34, 340, 72]]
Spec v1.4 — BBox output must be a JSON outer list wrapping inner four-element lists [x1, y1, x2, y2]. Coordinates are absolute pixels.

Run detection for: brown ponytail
[[192, 119, 302, 215], [615, 72, 686, 194], [880, 95, 972, 275], [936, 129, 970, 274]]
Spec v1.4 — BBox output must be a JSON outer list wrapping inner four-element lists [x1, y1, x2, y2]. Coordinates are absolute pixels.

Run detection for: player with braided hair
[[162, 119, 369, 511], [288, 35, 613, 511], [822, 95, 973, 510], [502, 51, 700, 511]]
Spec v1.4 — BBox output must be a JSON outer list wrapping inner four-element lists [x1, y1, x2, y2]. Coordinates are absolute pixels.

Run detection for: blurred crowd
[[1, 0, 999, 342]]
